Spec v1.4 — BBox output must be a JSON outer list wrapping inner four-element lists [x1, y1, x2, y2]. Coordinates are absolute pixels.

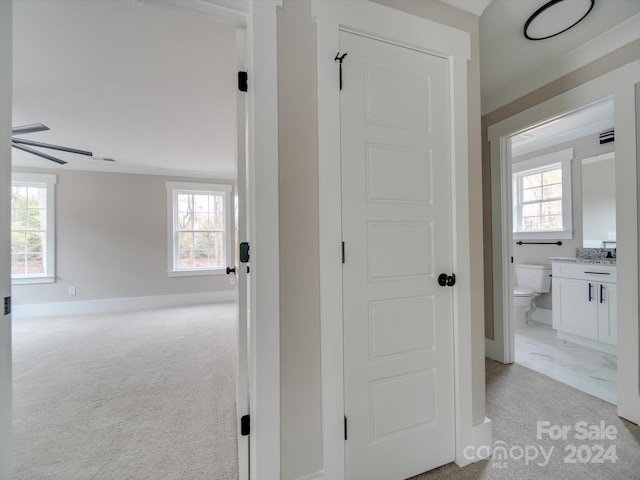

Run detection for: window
[[166, 182, 232, 276], [513, 148, 573, 240], [11, 173, 56, 284]]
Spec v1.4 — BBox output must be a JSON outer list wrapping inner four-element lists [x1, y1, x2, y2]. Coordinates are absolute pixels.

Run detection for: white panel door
[[340, 31, 455, 480]]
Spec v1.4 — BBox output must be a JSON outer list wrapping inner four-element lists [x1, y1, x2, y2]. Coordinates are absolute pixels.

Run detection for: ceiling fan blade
[[11, 137, 93, 157], [12, 142, 68, 165], [11, 123, 50, 135]]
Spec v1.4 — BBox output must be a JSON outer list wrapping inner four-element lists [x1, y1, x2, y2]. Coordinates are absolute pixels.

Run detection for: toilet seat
[[513, 287, 536, 297]]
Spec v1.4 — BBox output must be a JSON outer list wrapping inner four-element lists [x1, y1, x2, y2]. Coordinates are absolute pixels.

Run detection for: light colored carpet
[[412, 359, 640, 479], [12, 303, 238, 480]]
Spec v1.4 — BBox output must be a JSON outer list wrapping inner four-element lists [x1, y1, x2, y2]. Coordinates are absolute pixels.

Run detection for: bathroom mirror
[[581, 152, 616, 248]]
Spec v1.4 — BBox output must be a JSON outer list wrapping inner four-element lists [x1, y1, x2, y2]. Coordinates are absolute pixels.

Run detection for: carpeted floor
[[412, 359, 640, 480], [13, 304, 640, 480], [12, 303, 238, 480]]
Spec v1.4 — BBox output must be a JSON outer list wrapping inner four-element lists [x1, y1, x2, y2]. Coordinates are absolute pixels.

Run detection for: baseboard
[[457, 417, 493, 466], [12, 290, 237, 318], [485, 337, 503, 363], [531, 307, 552, 325]]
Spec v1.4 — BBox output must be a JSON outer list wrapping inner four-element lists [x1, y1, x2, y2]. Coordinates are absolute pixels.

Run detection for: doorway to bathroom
[[502, 97, 618, 404]]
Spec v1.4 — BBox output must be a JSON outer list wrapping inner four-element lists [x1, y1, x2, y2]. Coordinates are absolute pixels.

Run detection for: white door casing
[[235, 26, 250, 480], [313, 2, 487, 479], [340, 31, 454, 479], [0, 1, 12, 477]]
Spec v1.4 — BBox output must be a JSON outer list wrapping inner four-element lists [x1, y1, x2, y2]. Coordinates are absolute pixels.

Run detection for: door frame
[[1, 1, 282, 478], [0, 1, 13, 478], [486, 60, 640, 424], [313, 1, 488, 478]]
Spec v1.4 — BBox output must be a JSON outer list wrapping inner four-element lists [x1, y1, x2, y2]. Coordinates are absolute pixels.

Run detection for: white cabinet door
[[554, 277, 598, 340], [340, 30, 455, 480], [597, 282, 617, 345]]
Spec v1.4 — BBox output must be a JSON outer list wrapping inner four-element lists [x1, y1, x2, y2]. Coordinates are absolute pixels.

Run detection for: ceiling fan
[[11, 123, 114, 165]]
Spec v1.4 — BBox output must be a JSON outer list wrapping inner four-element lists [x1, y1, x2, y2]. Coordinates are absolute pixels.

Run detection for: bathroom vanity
[[551, 259, 617, 355]]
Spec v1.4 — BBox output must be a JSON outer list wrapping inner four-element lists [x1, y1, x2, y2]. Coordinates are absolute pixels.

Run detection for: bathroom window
[[513, 148, 573, 240]]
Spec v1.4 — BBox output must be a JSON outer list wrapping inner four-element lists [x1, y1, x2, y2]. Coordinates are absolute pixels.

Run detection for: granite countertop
[[549, 256, 617, 265]]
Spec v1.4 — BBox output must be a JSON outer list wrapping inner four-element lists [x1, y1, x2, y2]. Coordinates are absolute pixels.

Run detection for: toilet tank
[[515, 263, 552, 293]]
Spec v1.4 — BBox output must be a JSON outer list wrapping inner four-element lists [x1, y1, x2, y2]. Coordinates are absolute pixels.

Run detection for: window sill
[[12, 275, 56, 285], [168, 268, 226, 278]]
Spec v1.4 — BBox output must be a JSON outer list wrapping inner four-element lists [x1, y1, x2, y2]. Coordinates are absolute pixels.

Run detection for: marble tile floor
[[514, 321, 617, 404]]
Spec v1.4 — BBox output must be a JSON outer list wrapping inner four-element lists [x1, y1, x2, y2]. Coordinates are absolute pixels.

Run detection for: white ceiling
[[480, 0, 640, 108], [12, 0, 237, 177]]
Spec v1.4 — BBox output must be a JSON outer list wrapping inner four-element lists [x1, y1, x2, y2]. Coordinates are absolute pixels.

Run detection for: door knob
[[438, 273, 456, 287], [226, 266, 236, 275]]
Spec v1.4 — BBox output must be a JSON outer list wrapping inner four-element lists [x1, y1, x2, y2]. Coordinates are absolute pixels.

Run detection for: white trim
[[463, 417, 493, 462], [165, 181, 232, 193], [482, 13, 640, 114], [313, 1, 478, 477], [11, 275, 55, 285], [487, 60, 640, 422], [248, 2, 282, 479], [11, 290, 236, 318]]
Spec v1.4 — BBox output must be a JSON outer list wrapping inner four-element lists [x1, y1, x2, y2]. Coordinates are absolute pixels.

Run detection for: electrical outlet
[[68, 286, 76, 296]]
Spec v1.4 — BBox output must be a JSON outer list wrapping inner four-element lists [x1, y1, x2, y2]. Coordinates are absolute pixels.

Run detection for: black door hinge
[[241, 414, 250, 436], [511, 256, 514, 263], [238, 71, 248, 92], [344, 415, 348, 440], [3, 297, 10, 316], [240, 242, 250, 263], [342, 242, 345, 264]]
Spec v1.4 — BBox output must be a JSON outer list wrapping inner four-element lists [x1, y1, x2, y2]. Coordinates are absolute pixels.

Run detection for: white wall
[[0, 1, 12, 476], [11, 168, 234, 308], [511, 134, 614, 309]]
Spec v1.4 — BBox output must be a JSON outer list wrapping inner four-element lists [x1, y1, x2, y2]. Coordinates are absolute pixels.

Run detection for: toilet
[[513, 263, 552, 328]]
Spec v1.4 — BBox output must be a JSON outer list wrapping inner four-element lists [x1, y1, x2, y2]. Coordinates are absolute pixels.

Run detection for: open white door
[[0, 1, 13, 477], [234, 27, 250, 480], [340, 31, 455, 480]]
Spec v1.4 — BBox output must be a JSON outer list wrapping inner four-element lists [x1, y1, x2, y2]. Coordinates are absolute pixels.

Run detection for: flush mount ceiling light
[[524, 0, 595, 41]]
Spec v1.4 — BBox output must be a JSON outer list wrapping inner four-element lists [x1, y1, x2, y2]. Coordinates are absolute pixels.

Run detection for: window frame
[[512, 147, 573, 240], [166, 181, 233, 277], [11, 172, 57, 285]]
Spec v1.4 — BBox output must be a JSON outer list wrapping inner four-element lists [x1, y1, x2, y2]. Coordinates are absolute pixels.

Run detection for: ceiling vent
[[599, 129, 614, 144]]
